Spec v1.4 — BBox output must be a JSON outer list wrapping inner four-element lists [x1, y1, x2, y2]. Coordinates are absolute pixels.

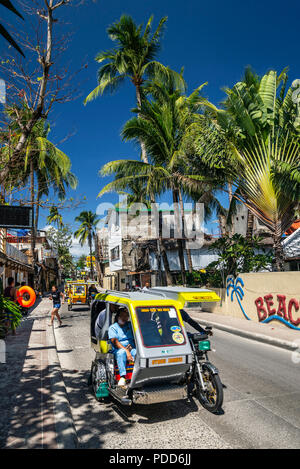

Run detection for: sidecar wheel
[[91, 360, 109, 403]]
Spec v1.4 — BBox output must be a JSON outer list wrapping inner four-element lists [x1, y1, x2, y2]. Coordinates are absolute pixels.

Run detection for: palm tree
[[99, 75, 224, 283], [195, 68, 300, 270], [47, 206, 64, 228], [74, 211, 100, 279], [3, 107, 77, 272], [84, 14, 184, 163]]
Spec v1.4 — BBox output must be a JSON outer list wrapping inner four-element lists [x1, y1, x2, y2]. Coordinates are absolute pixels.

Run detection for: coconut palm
[[74, 211, 100, 279], [2, 107, 77, 275], [84, 14, 184, 163], [99, 75, 224, 283], [3, 107, 77, 228], [47, 206, 64, 228], [195, 68, 300, 270]]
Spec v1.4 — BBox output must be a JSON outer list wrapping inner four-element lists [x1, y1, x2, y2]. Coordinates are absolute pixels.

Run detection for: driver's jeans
[[114, 348, 136, 377]]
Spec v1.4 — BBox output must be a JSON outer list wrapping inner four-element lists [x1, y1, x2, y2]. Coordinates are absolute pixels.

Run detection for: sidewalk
[[188, 309, 300, 351], [0, 299, 76, 449]]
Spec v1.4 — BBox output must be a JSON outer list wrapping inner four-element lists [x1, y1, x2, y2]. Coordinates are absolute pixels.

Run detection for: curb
[[190, 315, 299, 352], [47, 325, 78, 449]]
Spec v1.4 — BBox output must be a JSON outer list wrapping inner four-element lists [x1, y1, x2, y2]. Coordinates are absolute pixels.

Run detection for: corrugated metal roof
[[283, 227, 300, 259]]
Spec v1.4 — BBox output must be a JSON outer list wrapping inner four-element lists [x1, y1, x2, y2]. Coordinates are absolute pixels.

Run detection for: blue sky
[[1, 0, 300, 245]]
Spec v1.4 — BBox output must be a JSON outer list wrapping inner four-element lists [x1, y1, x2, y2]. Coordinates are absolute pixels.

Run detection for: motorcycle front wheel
[[195, 364, 223, 413]]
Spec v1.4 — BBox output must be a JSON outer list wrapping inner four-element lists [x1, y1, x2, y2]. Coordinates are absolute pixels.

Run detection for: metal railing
[[6, 242, 30, 264]]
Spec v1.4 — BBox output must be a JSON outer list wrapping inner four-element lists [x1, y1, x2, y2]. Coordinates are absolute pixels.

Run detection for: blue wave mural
[[261, 315, 300, 330]]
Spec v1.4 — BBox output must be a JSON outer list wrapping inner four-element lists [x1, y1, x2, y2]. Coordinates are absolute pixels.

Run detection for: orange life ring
[[17, 286, 36, 308]]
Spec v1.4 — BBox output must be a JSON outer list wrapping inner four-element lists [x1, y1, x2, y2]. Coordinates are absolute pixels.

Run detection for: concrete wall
[[202, 272, 300, 330]]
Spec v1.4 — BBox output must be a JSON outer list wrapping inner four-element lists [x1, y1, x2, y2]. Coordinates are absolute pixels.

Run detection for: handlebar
[[187, 326, 213, 343], [187, 332, 208, 341]]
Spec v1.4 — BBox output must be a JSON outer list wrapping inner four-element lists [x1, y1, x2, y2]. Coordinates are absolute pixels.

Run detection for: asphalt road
[[54, 304, 300, 449]]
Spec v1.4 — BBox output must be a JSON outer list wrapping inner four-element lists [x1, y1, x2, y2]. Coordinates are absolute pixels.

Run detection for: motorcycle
[[186, 327, 223, 413], [89, 288, 224, 414]]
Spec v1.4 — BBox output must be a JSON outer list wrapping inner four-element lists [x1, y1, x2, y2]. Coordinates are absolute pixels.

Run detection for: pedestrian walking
[[48, 285, 64, 327]]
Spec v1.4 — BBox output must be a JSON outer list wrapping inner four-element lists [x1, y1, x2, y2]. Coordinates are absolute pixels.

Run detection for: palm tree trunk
[[179, 190, 193, 274], [93, 233, 101, 284], [34, 179, 41, 233], [135, 83, 148, 163], [30, 161, 36, 278], [218, 214, 227, 236], [273, 223, 284, 272], [228, 182, 234, 236], [159, 238, 173, 286], [151, 197, 172, 286], [88, 233, 94, 279], [173, 190, 186, 285], [246, 210, 254, 239]]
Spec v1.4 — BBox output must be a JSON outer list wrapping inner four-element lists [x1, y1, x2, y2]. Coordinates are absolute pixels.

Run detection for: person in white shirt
[[142, 282, 150, 291], [95, 308, 106, 338], [95, 303, 120, 339]]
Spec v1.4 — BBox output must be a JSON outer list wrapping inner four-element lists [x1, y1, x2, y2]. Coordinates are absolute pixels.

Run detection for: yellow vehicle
[[64, 280, 73, 299], [67, 281, 88, 310], [89, 286, 223, 413]]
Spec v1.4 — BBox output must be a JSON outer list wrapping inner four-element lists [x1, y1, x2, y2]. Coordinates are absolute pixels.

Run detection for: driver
[[108, 308, 136, 387], [88, 284, 98, 296]]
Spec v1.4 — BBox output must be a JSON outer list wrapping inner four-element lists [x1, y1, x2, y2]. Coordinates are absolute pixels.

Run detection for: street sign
[[0, 205, 33, 229], [86, 255, 95, 261]]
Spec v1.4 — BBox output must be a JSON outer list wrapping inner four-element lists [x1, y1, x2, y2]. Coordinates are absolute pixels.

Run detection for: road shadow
[[60, 365, 205, 448], [60, 369, 134, 448], [0, 315, 57, 448]]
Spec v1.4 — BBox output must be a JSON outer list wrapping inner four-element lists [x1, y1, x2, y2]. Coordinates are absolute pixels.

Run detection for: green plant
[[3, 297, 22, 329], [194, 68, 300, 270], [207, 234, 273, 287], [186, 264, 223, 288], [0, 280, 22, 335]]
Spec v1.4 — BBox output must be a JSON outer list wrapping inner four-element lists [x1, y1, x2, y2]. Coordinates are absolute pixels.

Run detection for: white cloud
[[70, 237, 89, 258], [42, 224, 54, 232]]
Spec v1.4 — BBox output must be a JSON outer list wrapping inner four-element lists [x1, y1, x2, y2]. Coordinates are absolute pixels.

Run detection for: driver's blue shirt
[[108, 322, 135, 351]]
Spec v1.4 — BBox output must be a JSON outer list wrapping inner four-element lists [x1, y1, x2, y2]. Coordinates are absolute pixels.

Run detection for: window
[[135, 306, 186, 347], [110, 245, 120, 261], [73, 285, 85, 295]]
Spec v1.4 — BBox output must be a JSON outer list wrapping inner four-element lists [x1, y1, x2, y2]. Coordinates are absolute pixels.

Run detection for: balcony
[[6, 242, 30, 265]]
